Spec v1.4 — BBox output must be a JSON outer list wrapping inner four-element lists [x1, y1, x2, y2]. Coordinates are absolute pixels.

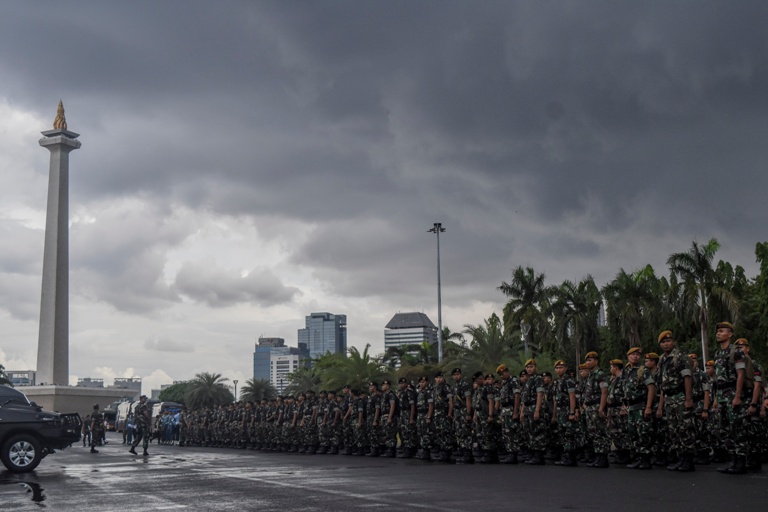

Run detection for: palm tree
[[602, 266, 659, 349], [316, 344, 390, 391], [185, 372, 234, 409], [552, 276, 601, 365], [452, 312, 518, 375], [499, 266, 553, 357], [239, 378, 277, 402], [284, 366, 322, 395], [667, 238, 739, 361]]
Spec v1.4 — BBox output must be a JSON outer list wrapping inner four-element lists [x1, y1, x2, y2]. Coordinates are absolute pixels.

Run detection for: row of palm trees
[[156, 238, 764, 406]]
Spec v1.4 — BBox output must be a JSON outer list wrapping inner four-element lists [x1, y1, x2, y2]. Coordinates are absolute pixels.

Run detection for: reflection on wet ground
[[0, 480, 45, 506]]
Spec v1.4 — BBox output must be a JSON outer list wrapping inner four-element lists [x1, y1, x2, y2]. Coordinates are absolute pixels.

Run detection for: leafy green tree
[[0, 364, 12, 386], [668, 238, 740, 361], [450, 312, 518, 376], [185, 372, 234, 409], [499, 266, 553, 356], [284, 366, 322, 395], [602, 266, 659, 350], [314, 344, 390, 391], [551, 276, 601, 365], [157, 381, 191, 403], [239, 378, 277, 402]]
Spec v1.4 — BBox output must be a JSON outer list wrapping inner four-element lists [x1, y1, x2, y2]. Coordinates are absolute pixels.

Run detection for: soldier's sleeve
[[734, 348, 747, 371], [599, 373, 609, 389], [680, 353, 693, 377], [535, 376, 546, 394]]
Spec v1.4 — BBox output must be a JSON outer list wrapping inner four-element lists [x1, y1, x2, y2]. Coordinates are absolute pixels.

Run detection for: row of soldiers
[[174, 321, 765, 473]]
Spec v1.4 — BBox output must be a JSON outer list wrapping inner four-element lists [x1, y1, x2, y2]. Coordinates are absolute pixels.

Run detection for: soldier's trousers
[[131, 425, 149, 450], [556, 412, 579, 453], [352, 421, 367, 449], [664, 393, 696, 456], [380, 419, 398, 448], [318, 423, 331, 447], [432, 410, 453, 451], [399, 416, 416, 449], [719, 392, 749, 457], [453, 412, 472, 451], [584, 406, 610, 454], [367, 419, 382, 448], [417, 412, 431, 450], [475, 415, 496, 451], [523, 410, 549, 452], [607, 407, 629, 451], [627, 409, 654, 455], [500, 408, 521, 454]]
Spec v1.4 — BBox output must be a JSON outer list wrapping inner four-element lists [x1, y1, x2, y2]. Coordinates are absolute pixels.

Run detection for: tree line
[[144, 238, 768, 407]]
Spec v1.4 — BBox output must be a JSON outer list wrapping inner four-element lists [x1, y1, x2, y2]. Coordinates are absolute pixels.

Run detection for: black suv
[[0, 385, 81, 472]]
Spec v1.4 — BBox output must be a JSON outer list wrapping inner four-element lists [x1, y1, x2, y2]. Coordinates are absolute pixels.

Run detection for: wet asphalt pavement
[[1, 433, 767, 511]]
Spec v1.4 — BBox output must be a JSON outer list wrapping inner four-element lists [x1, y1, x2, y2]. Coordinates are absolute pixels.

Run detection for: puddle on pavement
[[0, 480, 46, 505]]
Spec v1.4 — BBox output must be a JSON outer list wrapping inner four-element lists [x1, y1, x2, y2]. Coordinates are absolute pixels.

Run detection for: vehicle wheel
[[1, 434, 43, 472]]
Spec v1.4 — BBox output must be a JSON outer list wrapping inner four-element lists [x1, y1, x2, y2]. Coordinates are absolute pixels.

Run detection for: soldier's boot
[[717, 458, 735, 473], [415, 448, 428, 460], [308, 445, 318, 454], [694, 450, 710, 465], [478, 450, 493, 464], [317, 446, 328, 454], [506, 451, 518, 464], [676, 454, 695, 472], [608, 451, 618, 464], [405, 447, 417, 459], [143, 449, 149, 456], [298, 445, 307, 454], [589, 453, 609, 468], [637, 454, 653, 470], [90, 447, 99, 454], [746, 454, 762, 472], [626, 456, 642, 469], [428, 448, 441, 461], [666, 457, 683, 471], [366, 446, 380, 457], [555, 451, 577, 467], [437, 450, 451, 462], [343, 446, 353, 455], [330, 446, 340, 455], [616, 449, 631, 465], [652, 454, 667, 466], [528, 450, 546, 465], [382, 446, 396, 458], [723, 455, 747, 475], [128, 447, 137, 455]]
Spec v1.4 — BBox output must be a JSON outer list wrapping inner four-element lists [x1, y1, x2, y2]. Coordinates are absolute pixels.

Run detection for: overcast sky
[[1, 1, 767, 394]]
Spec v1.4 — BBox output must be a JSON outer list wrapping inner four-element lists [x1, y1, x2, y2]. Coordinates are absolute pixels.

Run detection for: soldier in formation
[[166, 323, 766, 474]]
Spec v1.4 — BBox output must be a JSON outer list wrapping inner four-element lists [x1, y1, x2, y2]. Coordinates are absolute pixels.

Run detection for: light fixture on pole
[[428, 222, 445, 363], [233, 379, 239, 401], [520, 322, 531, 357]]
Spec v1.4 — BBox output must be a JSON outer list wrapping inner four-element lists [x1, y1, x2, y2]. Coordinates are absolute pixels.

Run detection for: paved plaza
[[1, 433, 766, 511]]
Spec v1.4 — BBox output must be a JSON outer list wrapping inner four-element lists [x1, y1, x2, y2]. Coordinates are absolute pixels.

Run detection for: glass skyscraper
[[297, 312, 347, 363]]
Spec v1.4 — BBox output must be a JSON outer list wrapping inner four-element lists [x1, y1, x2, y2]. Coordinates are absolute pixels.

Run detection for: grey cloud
[[143, 337, 194, 353], [174, 262, 300, 308]]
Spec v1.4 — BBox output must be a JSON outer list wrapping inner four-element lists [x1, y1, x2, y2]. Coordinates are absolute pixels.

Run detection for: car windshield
[[0, 385, 31, 406]]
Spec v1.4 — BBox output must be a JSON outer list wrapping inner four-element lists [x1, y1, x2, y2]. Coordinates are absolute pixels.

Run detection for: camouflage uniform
[[451, 376, 474, 461], [607, 371, 630, 460], [583, 366, 610, 462], [366, 391, 382, 455], [714, 343, 750, 459], [379, 388, 399, 455], [659, 348, 696, 469], [520, 373, 548, 459], [130, 401, 151, 453], [552, 374, 579, 458], [430, 380, 454, 459], [623, 363, 656, 465], [416, 384, 432, 457], [398, 384, 417, 457], [472, 380, 496, 461], [498, 375, 521, 459]]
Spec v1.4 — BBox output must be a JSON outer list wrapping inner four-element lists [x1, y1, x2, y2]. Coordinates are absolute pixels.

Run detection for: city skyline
[[1, 2, 767, 394]]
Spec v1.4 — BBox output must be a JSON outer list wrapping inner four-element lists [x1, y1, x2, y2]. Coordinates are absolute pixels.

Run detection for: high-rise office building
[[253, 337, 289, 382], [270, 352, 301, 394], [297, 312, 347, 362], [384, 312, 438, 351]]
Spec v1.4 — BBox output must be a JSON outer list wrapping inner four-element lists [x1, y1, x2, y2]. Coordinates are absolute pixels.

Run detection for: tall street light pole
[[428, 223, 445, 363], [233, 379, 239, 402]]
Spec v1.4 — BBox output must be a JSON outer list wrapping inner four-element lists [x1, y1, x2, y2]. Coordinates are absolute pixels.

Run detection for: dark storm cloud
[[2, 0, 768, 314], [174, 262, 300, 308]]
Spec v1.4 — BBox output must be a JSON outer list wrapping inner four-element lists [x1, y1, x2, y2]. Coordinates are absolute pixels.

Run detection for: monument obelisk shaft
[[36, 101, 81, 386]]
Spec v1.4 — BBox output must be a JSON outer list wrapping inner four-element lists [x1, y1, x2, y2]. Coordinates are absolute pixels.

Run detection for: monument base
[[21, 386, 137, 417]]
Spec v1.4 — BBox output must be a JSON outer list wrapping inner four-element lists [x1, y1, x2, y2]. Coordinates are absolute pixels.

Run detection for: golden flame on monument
[[53, 100, 67, 130]]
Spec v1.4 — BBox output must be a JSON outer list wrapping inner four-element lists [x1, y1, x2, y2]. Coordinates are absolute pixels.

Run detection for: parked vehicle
[[0, 385, 81, 472]]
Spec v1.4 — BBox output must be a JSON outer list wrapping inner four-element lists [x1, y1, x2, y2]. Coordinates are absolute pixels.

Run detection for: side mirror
[[30, 401, 38, 407]]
